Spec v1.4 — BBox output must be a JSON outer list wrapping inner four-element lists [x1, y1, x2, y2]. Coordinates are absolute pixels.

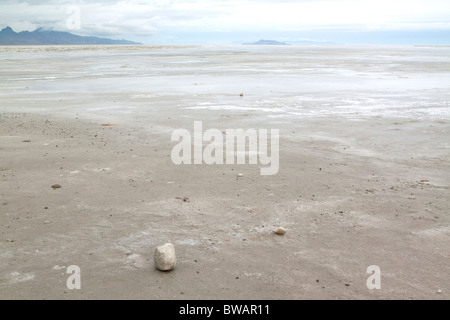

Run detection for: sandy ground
[[0, 45, 449, 299]]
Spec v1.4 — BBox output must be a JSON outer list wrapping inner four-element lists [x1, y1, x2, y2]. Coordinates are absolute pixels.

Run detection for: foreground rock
[[273, 227, 287, 235], [154, 243, 176, 271]]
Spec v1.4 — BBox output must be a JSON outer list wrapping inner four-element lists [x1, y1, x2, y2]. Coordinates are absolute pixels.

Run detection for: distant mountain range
[[243, 39, 337, 46], [244, 39, 290, 45], [0, 26, 141, 45]]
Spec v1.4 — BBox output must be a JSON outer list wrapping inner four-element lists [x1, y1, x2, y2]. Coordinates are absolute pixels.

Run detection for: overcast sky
[[1, 0, 449, 44]]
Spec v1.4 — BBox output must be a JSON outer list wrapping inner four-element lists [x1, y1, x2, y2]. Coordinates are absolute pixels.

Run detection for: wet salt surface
[[1, 45, 450, 121]]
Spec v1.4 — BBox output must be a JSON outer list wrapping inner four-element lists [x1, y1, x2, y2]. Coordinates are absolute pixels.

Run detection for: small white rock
[[437, 289, 442, 294], [237, 173, 244, 178], [273, 227, 287, 235], [52, 265, 66, 270], [154, 243, 176, 271]]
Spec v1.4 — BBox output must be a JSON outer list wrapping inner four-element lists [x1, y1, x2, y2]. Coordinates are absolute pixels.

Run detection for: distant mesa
[[0, 26, 141, 45], [244, 38, 338, 46], [244, 39, 290, 45]]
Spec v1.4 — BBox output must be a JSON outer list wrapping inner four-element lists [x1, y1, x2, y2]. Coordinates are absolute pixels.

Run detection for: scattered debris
[[175, 197, 190, 202], [51, 184, 62, 189], [419, 180, 430, 183], [273, 227, 287, 235], [155, 243, 176, 271]]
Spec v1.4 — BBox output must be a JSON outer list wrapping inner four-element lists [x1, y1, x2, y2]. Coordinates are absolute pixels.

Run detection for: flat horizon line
[[1, 43, 449, 47]]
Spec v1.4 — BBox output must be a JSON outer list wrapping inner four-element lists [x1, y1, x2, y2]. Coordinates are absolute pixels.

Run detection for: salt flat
[[0, 45, 449, 299]]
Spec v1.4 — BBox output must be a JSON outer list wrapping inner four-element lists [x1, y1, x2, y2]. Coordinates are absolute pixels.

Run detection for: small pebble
[[273, 227, 287, 235], [51, 184, 61, 189]]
